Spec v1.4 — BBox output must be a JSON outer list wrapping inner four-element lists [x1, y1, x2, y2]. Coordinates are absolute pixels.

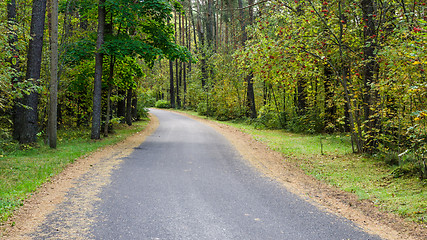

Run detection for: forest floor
[[1, 110, 426, 240]]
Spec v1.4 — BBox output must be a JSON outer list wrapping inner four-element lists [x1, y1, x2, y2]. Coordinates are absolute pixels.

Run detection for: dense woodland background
[[0, 0, 426, 177]]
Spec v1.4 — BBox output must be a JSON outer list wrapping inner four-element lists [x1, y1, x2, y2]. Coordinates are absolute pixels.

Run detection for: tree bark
[[15, 0, 47, 144], [48, 0, 59, 148], [169, 59, 175, 108], [125, 87, 132, 126], [238, 0, 256, 118], [361, 0, 378, 152], [91, 0, 105, 139]]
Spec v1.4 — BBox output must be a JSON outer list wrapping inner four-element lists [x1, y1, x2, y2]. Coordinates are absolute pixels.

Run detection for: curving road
[[33, 109, 382, 239]]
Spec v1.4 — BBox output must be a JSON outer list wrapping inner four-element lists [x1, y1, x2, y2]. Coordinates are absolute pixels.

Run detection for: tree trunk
[[48, 0, 58, 148], [169, 59, 175, 108], [238, 0, 256, 118], [91, 0, 105, 139], [104, 56, 114, 136], [196, 1, 207, 88], [175, 11, 181, 108], [324, 65, 336, 131], [296, 78, 307, 115], [14, 0, 47, 144], [206, 0, 214, 47], [117, 89, 126, 117], [126, 87, 132, 126], [361, 0, 378, 152]]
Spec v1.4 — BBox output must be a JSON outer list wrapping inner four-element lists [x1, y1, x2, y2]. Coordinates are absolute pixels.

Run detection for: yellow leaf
[[413, 61, 421, 65]]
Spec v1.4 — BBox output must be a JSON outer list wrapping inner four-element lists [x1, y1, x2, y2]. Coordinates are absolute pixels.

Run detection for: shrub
[[155, 100, 170, 108]]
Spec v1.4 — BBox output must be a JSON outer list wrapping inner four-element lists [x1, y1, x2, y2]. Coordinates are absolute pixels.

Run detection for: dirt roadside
[[1, 110, 426, 239]]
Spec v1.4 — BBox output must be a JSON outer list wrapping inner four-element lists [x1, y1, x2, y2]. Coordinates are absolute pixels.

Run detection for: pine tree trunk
[[169, 59, 175, 108], [15, 0, 47, 144], [238, 0, 256, 118], [48, 0, 59, 148], [91, 0, 105, 139], [126, 87, 132, 126], [104, 56, 114, 136]]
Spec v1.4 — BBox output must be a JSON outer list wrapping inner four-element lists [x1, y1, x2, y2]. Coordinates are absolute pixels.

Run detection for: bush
[[254, 105, 283, 129], [139, 92, 156, 108], [155, 100, 170, 108], [197, 102, 208, 116]]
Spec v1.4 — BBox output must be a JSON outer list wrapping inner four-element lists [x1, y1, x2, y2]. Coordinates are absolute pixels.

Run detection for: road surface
[[31, 109, 381, 239]]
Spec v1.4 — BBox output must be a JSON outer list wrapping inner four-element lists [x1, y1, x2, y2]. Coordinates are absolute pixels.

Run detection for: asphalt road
[[34, 109, 382, 239]]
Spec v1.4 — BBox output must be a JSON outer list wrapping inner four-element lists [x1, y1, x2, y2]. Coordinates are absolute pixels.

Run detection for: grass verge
[[179, 110, 427, 224], [0, 120, 149, 223]]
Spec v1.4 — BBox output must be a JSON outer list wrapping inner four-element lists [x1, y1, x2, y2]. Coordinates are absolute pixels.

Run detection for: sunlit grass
[[0, 120, 149, 222]]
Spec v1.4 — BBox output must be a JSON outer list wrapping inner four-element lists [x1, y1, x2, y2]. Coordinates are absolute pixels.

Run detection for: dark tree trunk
[[91, 0, 106, 139], [206, 0, 214, 47], [246, 73, 257, 118], [14, 0, 47, 144], [190, 1, 198, 51], [169, 60, 175, 108], [296, 78, 307, 115], [238, 0, 256, 118], [196, 7, 207, 88], [125, 87, 132, 126], [361, 0, 378, 151], [104, 56, 115, 136]]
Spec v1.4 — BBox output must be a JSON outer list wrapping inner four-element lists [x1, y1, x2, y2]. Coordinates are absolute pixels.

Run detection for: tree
[[90, 0, 105, 140], [14, 0, 47, 144], [48, 0, 59, 148]]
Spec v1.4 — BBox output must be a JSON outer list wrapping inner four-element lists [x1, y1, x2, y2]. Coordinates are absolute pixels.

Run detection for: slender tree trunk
[[125, 87, 132, 126], [15, 0, 47, 144], [169, 59, 175, 108], [206, 0, 214, 47], [361, 0, 378, 152], [104, 56, 114, 136], [167, 17, 175, 108], [297, 78, 307, 115], [190, 1, 198, 51], [91, 0, 105, 139], [238, 0, 256, 118], [324, 65, 336, 131], [196, 0, 207, 88], [48, 0, 58, 148]]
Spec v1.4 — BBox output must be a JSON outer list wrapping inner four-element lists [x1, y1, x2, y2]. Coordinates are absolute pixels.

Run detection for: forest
[[0, 0, 426, 178]]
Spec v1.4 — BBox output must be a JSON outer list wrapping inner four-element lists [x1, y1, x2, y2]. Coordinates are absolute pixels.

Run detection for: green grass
[[179, 110, 427, 224], [0, 120, 149, 222]]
